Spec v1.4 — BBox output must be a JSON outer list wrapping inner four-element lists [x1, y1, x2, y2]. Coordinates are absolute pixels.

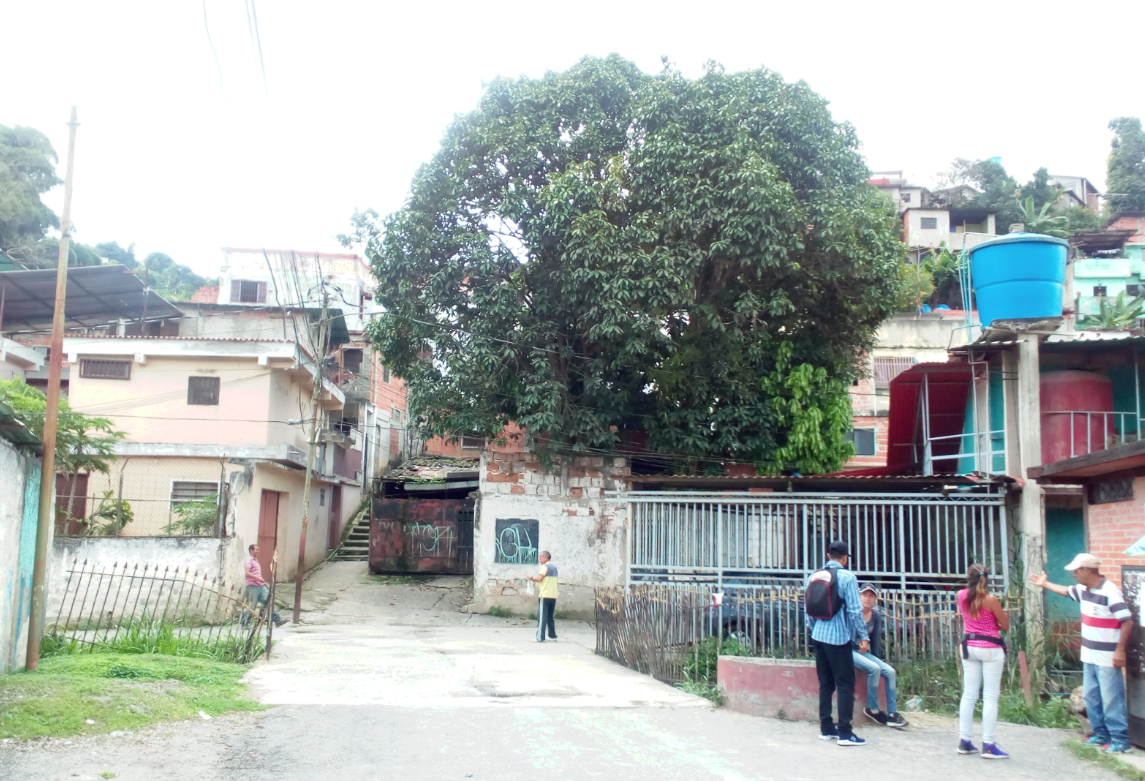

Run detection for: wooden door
[[258, 490, 280, 581], [328, 485, 343, 549]]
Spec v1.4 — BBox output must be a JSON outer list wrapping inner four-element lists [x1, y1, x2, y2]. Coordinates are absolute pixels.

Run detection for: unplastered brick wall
[[1084, 476, 1145, 589], [475, 451, 630, 619]]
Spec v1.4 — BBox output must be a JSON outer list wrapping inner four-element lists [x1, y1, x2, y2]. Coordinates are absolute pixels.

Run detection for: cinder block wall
[[474, 452, 630, 619]]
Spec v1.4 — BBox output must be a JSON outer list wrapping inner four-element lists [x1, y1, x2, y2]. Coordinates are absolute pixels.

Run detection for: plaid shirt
[[804, 561, 868, 647]]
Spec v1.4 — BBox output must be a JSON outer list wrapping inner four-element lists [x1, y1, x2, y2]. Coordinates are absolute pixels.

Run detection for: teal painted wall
[[957, 368, 1006, 473], [1045, 507, 1084, 622]]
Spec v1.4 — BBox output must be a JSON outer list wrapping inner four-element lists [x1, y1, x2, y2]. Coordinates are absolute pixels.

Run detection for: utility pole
[[292, 286, 329, 623], [26, 107, 79, 671]]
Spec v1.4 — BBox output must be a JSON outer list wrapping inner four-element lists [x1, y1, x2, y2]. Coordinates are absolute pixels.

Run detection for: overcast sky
[[3, 1, 1143, 278]]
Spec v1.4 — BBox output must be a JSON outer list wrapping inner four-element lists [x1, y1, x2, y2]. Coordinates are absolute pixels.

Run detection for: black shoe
[[838, 733, 866, 746], [819, 727, 839, 741], [885, 712, 909, 729], [274, 617, 288, 628], [864, 708, 888, 725]]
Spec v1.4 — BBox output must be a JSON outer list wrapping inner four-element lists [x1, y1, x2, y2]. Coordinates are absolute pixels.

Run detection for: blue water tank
[[968, 233, 1068, 328]]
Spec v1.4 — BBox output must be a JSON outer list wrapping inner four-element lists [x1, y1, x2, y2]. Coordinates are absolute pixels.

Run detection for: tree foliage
[[1108, 117, 1145, 213], [0, 125, 61, 265], [0, 378, 123, 475], [92, 243, 212, 300], [1019, 196, 1070, 238], [361, 56, 903, 471]]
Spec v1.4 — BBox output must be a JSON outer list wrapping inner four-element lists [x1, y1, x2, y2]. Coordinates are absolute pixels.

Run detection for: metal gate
[[622, 491, 1009, 592], [370, 498, 475, 575]]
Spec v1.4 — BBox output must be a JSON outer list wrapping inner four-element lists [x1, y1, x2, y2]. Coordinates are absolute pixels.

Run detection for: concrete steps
[[333, 513, 371, 561]]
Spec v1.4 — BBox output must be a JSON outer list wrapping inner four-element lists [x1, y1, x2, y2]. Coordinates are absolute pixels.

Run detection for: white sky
[[3, 1, 1143, 278]]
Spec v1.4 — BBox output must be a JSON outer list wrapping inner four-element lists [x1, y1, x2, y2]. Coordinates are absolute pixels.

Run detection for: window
[[382, 364, 390, 383], [1128, 285, 1143, 297], [461, 433, 484, 450], [873, 357, 917, 389], [1093, 286, 1108, 297], [80, 359, 131, 380], [920, 217, 938, 230], [187, 376, 220, 406], [845, 428, 877, 456], [319, 489, 326, 507], [170, 481, 219, 504], [901, 192, 912, 203], [230, 279, 267, 304], [342, 348, 363, 374]]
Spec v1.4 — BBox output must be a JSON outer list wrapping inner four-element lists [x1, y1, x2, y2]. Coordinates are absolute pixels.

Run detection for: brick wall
[[1083, 476, 1145, 588], [841, 414, 890, 470]]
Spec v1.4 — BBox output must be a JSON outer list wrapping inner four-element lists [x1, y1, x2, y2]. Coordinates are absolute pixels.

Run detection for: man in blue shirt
[[806, 540, 870, 746]]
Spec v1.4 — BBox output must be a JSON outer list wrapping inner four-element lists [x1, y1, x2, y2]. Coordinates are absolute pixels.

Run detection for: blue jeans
[[853, 651, 897, 713], [1085, 663, 1128, 744]]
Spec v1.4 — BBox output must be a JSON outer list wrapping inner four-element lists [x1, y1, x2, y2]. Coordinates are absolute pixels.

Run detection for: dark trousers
[[536, 598, 557, 641], [814, 639, 856, 735]]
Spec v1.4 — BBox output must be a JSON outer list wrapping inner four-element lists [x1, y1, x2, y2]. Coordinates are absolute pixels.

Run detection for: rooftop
[[0, 265, 182, 331]]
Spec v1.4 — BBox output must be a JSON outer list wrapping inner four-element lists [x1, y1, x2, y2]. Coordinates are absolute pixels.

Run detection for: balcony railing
[[1043, 411, 1144, 461]]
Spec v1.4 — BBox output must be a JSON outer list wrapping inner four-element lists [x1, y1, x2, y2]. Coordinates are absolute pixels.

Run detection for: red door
[[328, 485, 343, 549], [258, 490, 280, 581]]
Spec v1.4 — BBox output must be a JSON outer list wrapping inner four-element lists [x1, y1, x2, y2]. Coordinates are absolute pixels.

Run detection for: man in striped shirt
[[1030, 553, 1133, 754]]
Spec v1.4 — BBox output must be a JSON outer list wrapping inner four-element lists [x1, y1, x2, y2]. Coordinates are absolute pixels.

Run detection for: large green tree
[[361, 56, 903, 471], [92, 243, 211, 300], [1108, 117, 1145, 213], [0, 125, 61, 264]]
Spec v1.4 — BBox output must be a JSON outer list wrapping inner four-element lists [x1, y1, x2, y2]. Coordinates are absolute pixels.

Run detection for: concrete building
[[58, 330, 356, 585], [1049, 175, 1102, 213]]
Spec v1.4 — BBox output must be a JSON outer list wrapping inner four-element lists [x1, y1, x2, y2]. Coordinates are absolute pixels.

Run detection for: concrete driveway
[[0, 562, 1121, 781]]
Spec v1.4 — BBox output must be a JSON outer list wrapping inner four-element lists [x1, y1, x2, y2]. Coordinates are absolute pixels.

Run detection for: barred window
[[170, 481, 218, 504], [80, 359, 131, 380], [461, 433, 483, 450], [187, 376, 220, 406], [874, 357, 917, 389], [230, 279, 267, 304]]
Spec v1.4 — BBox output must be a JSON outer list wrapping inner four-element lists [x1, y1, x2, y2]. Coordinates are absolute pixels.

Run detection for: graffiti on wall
[[494, 519, 539, 565], [406, 522, 456, 557]]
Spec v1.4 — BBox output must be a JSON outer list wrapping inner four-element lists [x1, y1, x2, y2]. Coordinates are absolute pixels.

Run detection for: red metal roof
[[885, 362, 973, 472]]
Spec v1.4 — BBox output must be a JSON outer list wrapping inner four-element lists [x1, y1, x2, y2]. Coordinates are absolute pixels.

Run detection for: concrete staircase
[[333, 512, 370, 562]]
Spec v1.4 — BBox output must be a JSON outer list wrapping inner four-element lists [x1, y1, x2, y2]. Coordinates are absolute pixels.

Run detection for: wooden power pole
[[292, 287, 329, 623], [26, 107, 79, 670]]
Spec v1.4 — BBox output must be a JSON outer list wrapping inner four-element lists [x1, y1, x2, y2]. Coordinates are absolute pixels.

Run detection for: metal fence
[[624, 491, 1009, 593], [595, 583, 1022, 685], [56, 457, 230, 537], [47, 559, 271, 662]]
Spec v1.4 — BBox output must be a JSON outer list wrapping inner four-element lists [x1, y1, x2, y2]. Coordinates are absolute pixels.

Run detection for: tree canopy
[[361, 56, 903, 472], [0, 125, 61, 265], [0, 378, 122, 475], [1108, 117, 1145, 213], [92, 243, 213, 300]]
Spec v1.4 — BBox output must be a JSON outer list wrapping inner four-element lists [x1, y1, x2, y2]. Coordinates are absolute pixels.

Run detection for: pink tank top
[[958, 589, 1001, 648]]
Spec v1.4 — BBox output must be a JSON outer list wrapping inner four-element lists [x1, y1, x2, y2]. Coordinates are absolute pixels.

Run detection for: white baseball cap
[[1064, 553, 1101, 571]]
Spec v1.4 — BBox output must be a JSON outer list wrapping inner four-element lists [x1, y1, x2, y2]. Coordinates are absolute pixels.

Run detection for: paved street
[[0, 563, 1121, 781]]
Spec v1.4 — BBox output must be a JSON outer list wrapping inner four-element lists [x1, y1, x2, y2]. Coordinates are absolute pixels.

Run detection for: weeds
[[1066, 740, 1145, 781], [684, 637, 754, 685], [41, 618, 264, 664], [366, 574, 434, 586], [487, 606, 513, 618], [0, 653, 261, 739], [677, 680, 721, 704]]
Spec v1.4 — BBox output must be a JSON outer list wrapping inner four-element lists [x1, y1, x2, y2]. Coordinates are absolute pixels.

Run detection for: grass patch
[[487, 606, 513, 618], [896, 659, 1077, 728], [0, 653, 262, 740], [677, 680, 721, 704], [1065, 740, 1145, 781], [40, 619, 264, 664]]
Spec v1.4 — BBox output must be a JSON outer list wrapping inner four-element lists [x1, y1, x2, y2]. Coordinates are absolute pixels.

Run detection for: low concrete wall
[[718, 656, 886, 721], [0, 439, 42, 672], [48, 536, 245, 621]]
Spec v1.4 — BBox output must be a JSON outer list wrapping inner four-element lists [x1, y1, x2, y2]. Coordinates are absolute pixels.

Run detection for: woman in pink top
[[956, 563, 1011, 759]]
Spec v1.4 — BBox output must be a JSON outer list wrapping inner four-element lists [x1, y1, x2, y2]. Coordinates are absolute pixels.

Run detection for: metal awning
[[886, 362, 973, 472], [1029, 438, 1145, 481], [0, 265, 182, 331]]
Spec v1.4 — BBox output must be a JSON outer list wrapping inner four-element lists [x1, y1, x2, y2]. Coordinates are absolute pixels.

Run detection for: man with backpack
[[805, 540, 869, 746]]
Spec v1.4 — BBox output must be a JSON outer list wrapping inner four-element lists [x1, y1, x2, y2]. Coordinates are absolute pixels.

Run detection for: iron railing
[[1044, 410, 1144, 459], [622, 491, 1008, 593], [47, 559, 271, 662], [595, 583, 1021, 685]]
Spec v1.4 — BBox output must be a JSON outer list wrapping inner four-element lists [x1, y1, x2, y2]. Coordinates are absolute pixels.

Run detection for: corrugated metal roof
[[886, 362, 973, 472], [0, 265, 182, 330], [68, 335, 295, 343]]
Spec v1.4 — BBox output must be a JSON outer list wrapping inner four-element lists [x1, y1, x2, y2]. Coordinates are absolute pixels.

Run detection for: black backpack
[[805, 566, 844, 620]]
